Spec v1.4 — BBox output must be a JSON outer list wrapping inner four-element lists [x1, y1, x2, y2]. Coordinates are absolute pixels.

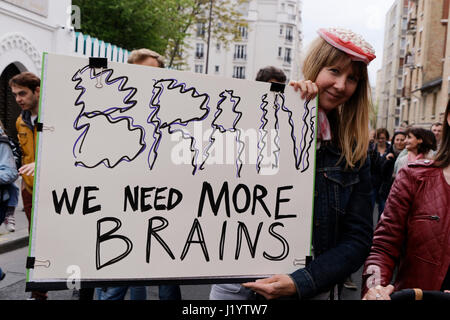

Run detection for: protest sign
[[26, 53, 317, 290]]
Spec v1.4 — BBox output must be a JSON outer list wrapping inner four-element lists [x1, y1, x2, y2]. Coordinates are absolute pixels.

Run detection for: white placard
[[27, 53, 317, 289]]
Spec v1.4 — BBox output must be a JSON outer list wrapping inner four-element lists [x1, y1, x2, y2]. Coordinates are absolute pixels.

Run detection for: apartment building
[[376, 0, 409, 133], [400, 0, 448, 128], [184, 0, 303, 82]]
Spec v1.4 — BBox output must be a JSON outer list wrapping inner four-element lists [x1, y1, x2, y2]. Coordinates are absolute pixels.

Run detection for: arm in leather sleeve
[[361, 166, 415, 296], [290, 158, 374, 299]]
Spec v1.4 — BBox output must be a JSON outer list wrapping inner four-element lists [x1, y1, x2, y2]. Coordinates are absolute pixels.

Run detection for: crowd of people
[[0, 26, 449, 301]]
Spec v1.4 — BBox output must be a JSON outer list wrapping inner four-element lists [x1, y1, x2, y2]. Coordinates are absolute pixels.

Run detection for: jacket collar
[[21, 110, 35, 130]]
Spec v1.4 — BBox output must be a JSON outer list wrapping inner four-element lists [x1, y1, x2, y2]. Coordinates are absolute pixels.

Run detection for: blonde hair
[[127, 48, 165, 68], [303, 37, 371, 168]]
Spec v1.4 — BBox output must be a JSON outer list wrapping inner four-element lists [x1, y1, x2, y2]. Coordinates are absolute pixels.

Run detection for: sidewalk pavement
[[0, 179, 29, 255]]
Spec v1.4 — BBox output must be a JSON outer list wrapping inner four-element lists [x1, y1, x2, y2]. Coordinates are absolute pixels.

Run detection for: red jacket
[[362, 160, 450, 295]]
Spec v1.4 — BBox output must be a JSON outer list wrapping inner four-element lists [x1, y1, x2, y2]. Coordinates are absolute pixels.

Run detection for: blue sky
[[302, 0, 396, 85]]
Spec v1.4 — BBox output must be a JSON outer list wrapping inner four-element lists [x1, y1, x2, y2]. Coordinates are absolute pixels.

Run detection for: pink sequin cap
[[317, 27, 376, 65]]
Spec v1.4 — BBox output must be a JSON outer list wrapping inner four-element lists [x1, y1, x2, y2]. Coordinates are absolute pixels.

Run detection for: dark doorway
[[0, 63, 22, 142]]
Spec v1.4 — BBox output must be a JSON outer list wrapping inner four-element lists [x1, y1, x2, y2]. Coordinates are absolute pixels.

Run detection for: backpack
[[0, 135, 22, 170]]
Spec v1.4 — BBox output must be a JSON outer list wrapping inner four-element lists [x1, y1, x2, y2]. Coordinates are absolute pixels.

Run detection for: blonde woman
[[210, 27, 375, 300]]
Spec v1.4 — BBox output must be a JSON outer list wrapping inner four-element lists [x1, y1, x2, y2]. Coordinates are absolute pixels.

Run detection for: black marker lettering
[[141, 187, 155, 212], [275, 186, 296, 220], [263, 222, 289, 261], [124, 185, 139, 212], [235, 221, 263, 259], [96, 217, 133, 270], [181, 218, 210, 261], [197, 181, 230, 217], [251, 184, 271, 217], [232, 184, 251, 214], [146, 217, 175, 262], [83, 186, 101, 215], [154, 187, 167, 210], [167, 188, 183, 210], [52, 186, 82, 214]]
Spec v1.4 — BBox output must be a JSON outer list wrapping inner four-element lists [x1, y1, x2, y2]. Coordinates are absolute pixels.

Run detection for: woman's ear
[[417, 138, 423, 145]]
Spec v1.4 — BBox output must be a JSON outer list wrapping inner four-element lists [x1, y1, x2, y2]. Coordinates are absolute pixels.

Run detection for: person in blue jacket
[[0, 125, 19, 229], [0, 122, 20, 283], [210, 27, 375, 300]]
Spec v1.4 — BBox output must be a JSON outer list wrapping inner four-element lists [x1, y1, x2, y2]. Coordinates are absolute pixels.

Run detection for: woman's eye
[[329, 68, 339, 74]]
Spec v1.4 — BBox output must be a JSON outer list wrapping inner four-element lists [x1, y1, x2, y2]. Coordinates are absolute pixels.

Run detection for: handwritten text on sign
[[28, 53, 316, 286]]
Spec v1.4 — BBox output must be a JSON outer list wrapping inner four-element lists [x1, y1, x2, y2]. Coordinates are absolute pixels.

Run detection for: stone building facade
[[183, 0, 303, 82], [377, 0, 449, 133], [401, 0, 448, 129]]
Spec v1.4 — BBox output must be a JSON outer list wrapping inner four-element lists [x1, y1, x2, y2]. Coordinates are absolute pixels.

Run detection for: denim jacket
[[290, 142, 373, 299]]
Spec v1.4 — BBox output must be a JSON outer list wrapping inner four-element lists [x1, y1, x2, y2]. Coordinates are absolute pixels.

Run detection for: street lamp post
[[205, 0, 213, 74]]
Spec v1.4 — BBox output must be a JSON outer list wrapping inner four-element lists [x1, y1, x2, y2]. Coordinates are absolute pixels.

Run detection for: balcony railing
[[404, 53, 415, 68], [233, 54, 247, 61], [406, 18, 417, 34], [195, 53, 204, 60]]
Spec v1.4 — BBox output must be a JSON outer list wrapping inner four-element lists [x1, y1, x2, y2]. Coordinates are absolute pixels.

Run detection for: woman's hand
[[289, 80, 319, 101], [362, 284, 395, 300], [386, 153, 395, 160], [242, 274, 297, 300], [19, 162, 35, 176]]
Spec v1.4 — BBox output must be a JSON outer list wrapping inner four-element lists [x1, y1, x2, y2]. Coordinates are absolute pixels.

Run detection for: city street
[[0, 201, 371, 300], [0, 246, 363, 300]]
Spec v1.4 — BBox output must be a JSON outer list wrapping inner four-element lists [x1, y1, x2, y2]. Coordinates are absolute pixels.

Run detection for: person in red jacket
[[362, 100, 450, 300]]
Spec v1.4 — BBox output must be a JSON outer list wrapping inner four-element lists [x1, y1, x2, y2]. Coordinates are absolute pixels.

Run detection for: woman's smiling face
[[315, 59, 359, 113], [405, 132, 421, 153]]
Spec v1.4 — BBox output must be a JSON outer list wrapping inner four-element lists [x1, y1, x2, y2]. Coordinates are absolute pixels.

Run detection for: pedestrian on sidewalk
[[362, 100, 450, 300], [393, 127, 436, 178], [0, 123, 19, 281], [0, 121, 20, 233], [9, 72, 48, 300], [376, 131, 406, 215], [369, 128, 391, 217], [211, 27, 375, 300]]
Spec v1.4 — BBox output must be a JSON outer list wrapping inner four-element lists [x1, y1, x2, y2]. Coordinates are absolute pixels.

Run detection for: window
[[284, 48, 292, 64], [280, 25, 284, 35], [215, 65, 219, 73], [196, 23, 206, 38], [432, 92, 437, 117], [287, 4, 294, 14], [418, 30, 423, 53], [278, 47, 283, 57], [239, 26, 248, 39], [195, 43, 204, 59], [233, 66, 245, 79], [216, 43, 221, 51], [195, 64, 203, 73], [286, 26, 293, 41], [234, 45, 247, 60]]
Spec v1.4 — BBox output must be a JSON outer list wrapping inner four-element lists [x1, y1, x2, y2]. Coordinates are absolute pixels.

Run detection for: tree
[[73, 0, 248, 68], [166, 0, 249, 69], [72, 0, 184, 55]]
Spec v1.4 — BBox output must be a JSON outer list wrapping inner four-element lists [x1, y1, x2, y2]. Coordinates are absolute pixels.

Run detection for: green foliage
[[167, 0, 249, 69], [73, 0, 182, 55], [73, 0, 249, 68]]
